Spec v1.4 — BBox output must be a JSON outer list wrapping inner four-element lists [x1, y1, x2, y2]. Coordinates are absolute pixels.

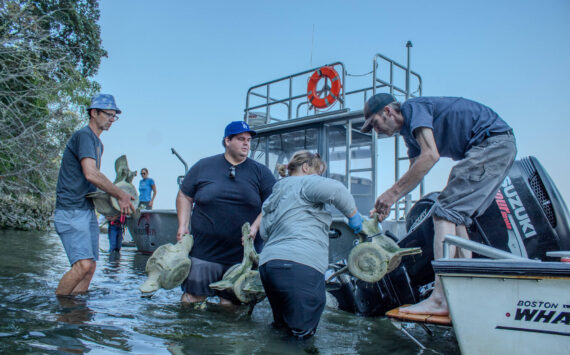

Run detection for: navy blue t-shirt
[[56, 126, 102, 210], [180, 154, 276, 265], [400, 97, 511, 161]]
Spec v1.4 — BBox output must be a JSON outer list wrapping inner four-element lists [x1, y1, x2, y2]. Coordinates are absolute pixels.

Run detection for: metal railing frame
[[372, 42, 423, 219], [244, 62, 346, 123], [244, 43, 424, 220]]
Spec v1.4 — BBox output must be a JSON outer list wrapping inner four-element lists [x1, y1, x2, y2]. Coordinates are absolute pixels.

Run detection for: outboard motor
[[474, 156, 570, 257], [327, 156, 570, 316]]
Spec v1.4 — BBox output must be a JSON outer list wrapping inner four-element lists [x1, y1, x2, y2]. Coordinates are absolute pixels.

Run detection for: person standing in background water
[[139, 168, 156, 209], [106, 215, 123, 252]]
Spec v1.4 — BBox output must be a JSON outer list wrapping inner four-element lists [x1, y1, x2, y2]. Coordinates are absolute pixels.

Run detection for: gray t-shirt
[[259, 175, 356, 274], [55, 125, 102, 210], [400, 97, 512, 161]]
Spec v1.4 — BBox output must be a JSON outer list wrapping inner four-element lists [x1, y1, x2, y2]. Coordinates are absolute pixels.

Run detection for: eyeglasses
[[229, 166, 236, 179], [98, 109, 119, 121], [141, 172, 147, 176]]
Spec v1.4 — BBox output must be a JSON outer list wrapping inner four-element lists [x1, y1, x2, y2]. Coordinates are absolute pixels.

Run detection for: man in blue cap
[[54, 94, 136, 296], [361, 94, 517, 315], [176, 121, 276, 305]]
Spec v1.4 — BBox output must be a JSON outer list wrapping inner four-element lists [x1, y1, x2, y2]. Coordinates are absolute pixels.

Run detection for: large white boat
[[124, 44, 570, 334]]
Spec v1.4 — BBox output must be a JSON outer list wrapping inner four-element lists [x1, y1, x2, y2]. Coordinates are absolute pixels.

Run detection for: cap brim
[[360, 116, 373, 133], [87, 106, 122, 114], [225, 129, 256, 138]]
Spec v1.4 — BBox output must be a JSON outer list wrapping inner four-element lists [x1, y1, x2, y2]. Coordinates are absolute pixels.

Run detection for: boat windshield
[[250, 122, 374, 213]]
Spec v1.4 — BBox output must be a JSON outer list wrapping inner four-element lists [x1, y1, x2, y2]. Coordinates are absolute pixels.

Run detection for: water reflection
[[0, 230, 459, 354], [56, 296, 94, 324], [133, 252, 150, 273]]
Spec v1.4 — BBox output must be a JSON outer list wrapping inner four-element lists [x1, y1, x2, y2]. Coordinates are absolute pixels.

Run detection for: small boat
[[432, 236, 570, 355], [125, 209, 181, 254]]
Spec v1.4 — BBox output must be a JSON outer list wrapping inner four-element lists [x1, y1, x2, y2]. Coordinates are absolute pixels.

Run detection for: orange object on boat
[[385, 305, 452, 326], [307, 66, 341, 108]]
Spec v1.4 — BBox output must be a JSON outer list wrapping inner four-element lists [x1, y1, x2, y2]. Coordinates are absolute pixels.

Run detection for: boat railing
[[442, 234, 531, 260], [244, 61, 347, 124], [244, 43, 425, 223], [171, 147, 188, 187], [243, 49, 423, 125]]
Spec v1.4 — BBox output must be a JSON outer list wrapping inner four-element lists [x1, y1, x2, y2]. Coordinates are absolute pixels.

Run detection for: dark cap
[[361, 93, 396, 133], [224, 121, 256, 138]]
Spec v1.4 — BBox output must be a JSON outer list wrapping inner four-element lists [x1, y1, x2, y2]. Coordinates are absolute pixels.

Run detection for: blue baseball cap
[[88, 93, 122, 114], [224, 121, 256, 138]]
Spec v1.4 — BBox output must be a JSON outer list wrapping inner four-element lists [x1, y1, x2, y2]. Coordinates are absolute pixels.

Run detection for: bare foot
[[180, 292, 206, 304], [399, 296, 449, 316], [218, 297, 234, 306]]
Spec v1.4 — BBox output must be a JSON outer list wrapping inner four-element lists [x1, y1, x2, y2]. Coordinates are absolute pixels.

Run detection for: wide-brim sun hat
[[360, 93, 396, 133], [88, 93, 122, 114]]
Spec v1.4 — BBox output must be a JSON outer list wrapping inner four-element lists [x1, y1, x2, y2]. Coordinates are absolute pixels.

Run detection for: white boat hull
[[435, 259, 570, 355]]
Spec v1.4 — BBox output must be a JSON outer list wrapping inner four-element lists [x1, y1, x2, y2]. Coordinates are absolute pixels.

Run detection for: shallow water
[[0, 229, 459, 354]]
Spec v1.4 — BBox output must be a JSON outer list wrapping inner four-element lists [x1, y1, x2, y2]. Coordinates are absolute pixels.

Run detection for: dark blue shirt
[[400, 97, 511, 161], [181, 154, 276, 265], [56, 126, 102, 210]]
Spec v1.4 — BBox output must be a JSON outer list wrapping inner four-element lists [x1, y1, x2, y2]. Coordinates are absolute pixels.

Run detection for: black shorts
[[259, 260, 325, 339], [181, 257, 232, 298]]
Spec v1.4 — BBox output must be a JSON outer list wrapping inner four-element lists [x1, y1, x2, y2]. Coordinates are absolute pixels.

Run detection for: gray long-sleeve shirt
[[259, 174, 356, 274]]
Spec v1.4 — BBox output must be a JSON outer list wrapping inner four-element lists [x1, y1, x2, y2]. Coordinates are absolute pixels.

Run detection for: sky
[[94, 0, 570, 210]]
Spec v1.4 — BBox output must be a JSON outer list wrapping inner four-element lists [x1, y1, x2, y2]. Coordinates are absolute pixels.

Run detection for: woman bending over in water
[[259, 150, 363, 339]]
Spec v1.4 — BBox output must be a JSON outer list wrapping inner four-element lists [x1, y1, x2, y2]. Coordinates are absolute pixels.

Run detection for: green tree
[[0, 0, 107, 230]]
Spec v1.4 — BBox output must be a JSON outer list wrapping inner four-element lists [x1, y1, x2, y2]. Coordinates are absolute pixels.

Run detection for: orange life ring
[[307, 66, 342, 109]]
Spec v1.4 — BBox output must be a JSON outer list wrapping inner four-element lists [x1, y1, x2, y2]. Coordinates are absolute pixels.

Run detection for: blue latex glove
[[348, 212, 363, 234]]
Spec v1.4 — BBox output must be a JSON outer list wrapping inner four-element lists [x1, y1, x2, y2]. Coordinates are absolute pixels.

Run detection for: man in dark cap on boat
[[176, 120, 276, 305], [54, 94, 135, 296], [361, 94, 517, 315]]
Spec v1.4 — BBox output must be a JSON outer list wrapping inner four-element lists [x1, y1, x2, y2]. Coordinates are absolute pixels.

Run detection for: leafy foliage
[[0, 0, 106, 229]]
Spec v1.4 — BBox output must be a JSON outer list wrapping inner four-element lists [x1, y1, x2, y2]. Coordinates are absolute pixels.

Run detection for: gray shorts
[[139, 201, 152, 210], [181, 257, 233, 297], [54, 209, 99, 266], [434, 133, 517, 226]]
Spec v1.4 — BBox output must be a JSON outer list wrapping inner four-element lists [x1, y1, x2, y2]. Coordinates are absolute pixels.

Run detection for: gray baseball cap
[[360, 93, 396, 133], [88, 93, 122, 114]]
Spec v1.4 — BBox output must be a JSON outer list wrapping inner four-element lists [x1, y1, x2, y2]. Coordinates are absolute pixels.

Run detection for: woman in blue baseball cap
[[175, 121, 275, 305], [224, 120, 256, 138]]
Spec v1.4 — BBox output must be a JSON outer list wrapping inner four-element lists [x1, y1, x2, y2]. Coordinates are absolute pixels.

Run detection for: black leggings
[[259, 260, 325, 339]]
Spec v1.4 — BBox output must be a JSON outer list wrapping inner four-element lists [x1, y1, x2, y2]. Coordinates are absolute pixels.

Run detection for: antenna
[[310, 24, 315, 67]]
